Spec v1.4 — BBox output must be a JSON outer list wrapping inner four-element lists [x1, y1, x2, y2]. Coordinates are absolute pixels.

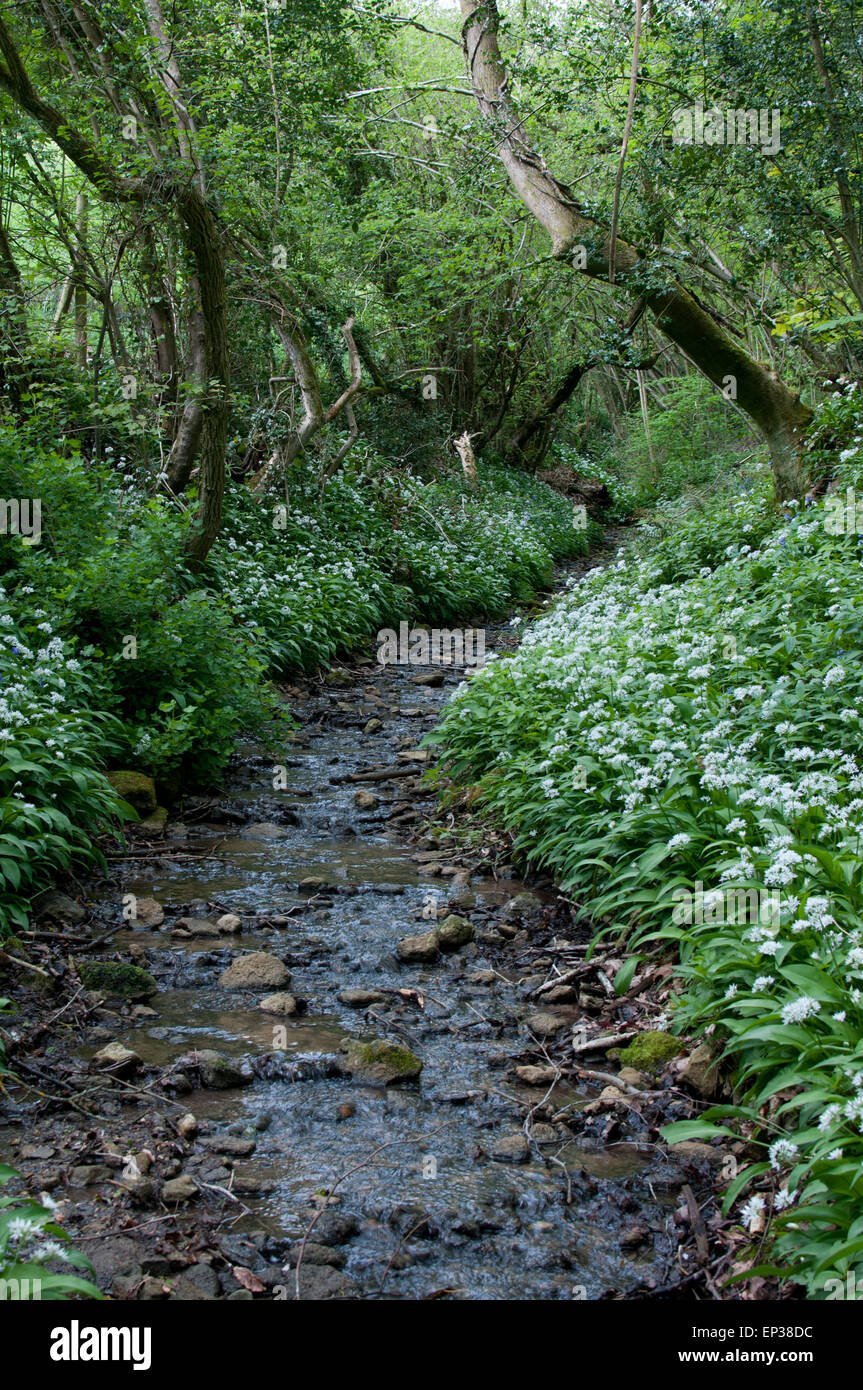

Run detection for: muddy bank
[[0, 539, 737, 1301]]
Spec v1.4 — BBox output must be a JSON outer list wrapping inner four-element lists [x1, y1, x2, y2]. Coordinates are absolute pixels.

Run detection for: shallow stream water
[[84, 596, 667, 1299]]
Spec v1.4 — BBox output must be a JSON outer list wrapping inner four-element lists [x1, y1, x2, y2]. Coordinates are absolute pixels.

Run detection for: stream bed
[[2, 556, 707, 1301]]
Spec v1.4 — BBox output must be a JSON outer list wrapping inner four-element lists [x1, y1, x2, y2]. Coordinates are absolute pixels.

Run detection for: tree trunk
[[164, 292, 205, 494], [141, 227, 179, 396], [249, 311, 362, 496], [458, 0, 813, 497], [506, 359, 593, 465], [0, 221, 30, 408], [174, 188, 229, 568], [73, 190, 88, 371]]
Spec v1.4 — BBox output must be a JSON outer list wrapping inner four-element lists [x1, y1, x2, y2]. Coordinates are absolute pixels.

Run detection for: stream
[[7, 552, 691, 1301]]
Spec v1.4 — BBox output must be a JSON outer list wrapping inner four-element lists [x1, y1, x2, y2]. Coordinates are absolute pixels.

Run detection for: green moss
[[342, 1037, 422, 1083], [618, 1030, 683, 1073], [136, 806, 168, 834], [436, 914, 474, 951], [105, 770, 157, 817], [355, 1041, 419, 1071], [78, 960, 157, 1000]]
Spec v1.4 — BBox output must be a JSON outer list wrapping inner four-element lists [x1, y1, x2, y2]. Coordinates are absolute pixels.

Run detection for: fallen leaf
[[233, 1264, 267, 1293]]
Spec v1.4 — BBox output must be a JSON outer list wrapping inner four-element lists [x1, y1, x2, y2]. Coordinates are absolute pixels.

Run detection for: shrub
[[0, 586, 124, 935]]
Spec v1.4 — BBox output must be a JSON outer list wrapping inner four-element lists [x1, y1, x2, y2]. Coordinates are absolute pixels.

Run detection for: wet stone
[[33, 890, 87, 925], [189, 1049, 252, 1089], [258, 992, 300, 1015], [340, 1038, 422, 1085], [515, 1065, 557, 1087], [304, 1211, 360, 1246], [490, 1134, 530, 1164], [171, 917, 221, 938], [338, 988, 387, 1007], [162, 1175, 199, 1202], [526, 1011, 565, 1039], [70, 1164, 112, 1186], [129, 897, 164, 928], [285, 1243, 347, 1269], [219, 952, 291, 990], [91, 1041, 141, 1074], [200, 1135, 256, 1157], [396, 929, 440, 964]]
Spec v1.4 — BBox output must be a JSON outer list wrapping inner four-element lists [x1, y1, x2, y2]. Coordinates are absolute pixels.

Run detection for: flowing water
[[88, 612, 669, 1300]]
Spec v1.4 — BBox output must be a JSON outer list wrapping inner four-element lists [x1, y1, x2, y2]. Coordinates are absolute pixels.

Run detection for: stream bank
[[0, 534, 734, 1301]]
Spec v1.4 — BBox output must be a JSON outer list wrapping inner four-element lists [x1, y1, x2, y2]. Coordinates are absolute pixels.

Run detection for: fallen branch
[[345, 765, 419, 783], [0, 950, 51, 979], [571, 1030, 637, 1057], [575, 1067, 660, 1098]]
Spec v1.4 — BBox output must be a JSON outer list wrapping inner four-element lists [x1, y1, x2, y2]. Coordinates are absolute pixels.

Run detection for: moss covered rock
[[340, 1037, 422, 1085], [436, 914, 475, 952], [106, 770, 157, 817], [618, 1030, 683, 1074], [78, 960, 157, 1000], [135, 806, 168, 835]]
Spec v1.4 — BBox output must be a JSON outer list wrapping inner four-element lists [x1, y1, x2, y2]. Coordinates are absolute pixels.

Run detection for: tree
[[457, 0, 813, 498], [0, 4, 228, 565]]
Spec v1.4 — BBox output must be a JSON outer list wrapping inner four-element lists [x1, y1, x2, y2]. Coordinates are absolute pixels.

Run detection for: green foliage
[[0, 418, 590, 936], [803, 378, 863, 489], [431, 422, 863, 1293], [619, 376, 755, 504], [0, 576, 126, 936], [0, 997, 11, 1083], [211, 451, 594, 676], [0, 1164, 102, 1300]]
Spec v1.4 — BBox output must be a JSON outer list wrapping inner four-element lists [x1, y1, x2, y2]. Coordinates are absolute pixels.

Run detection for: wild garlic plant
[[431, 463, 863, 1292]]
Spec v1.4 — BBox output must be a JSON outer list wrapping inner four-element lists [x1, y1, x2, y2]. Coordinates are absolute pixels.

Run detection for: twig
[[0, 950, 51, 979], [572, 1030, 637, 1057], [575, 1067, 660, 1098], [43, 985, 84, 1025], [197, 1179, 252, 1215]]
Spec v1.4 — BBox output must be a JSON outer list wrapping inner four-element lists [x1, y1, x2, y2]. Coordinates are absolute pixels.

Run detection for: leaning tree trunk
[[459, 0, 813, 497], [506, 359, 594, 466], [73, 190, 88, 371], [141, 227, 179, 398], [249, 308, 362, 496], [164, 291, 205, 495]]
